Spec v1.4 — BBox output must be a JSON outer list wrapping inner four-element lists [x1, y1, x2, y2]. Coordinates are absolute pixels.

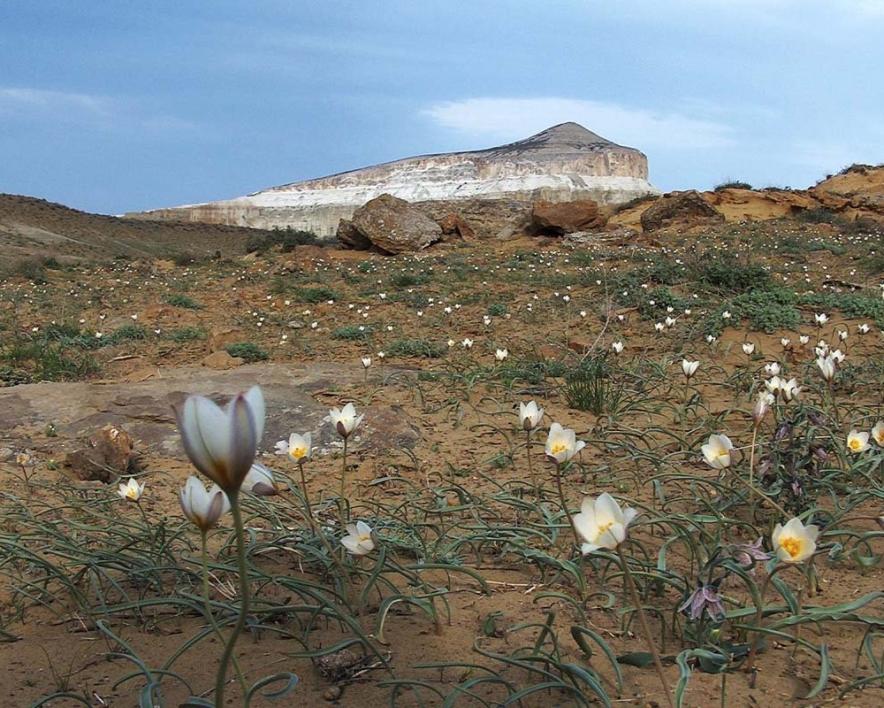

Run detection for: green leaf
[[617, 652, 654, 668]]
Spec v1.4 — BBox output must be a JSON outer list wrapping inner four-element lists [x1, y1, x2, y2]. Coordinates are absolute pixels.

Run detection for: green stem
[[554, 462, 580, 551], [526, 430, 537, 496], [748, 424, 759, 518], [617, 546, 674, 708], [340, 436, 349, 528], [215, 490, 250, 705], [298, 461, 316, 534], [200, 531, 246, 696]]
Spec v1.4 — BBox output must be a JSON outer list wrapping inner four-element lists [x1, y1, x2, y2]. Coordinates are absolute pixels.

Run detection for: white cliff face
[[130, 122, 659, 237]]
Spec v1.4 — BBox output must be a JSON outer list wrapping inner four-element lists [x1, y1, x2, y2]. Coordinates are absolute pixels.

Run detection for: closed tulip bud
[[175, 386, 264, 494], [681, 359, 699, 378], [753, 392, 774, 425], [816, 354, 836, 381], [772, 517, 818, 563], [243, 463, 279, 496], [179, 476, 230, 532], [742, 342, 755, 356], [361, 356, 372, 368]]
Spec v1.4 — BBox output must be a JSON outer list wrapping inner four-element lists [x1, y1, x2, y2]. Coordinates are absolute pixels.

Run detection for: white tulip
[[179, 476, 229, 532], [327, 403, 364, 438], [341, 521, 375, 556], [495, 348, 508, 361], [681, 359, 700, 378], [742, 342, 755, 356], [612, 341, 624, 354], [519, 401, 545, 431], [573, 493, 638, 554], [772, 517, 819, 563], [872, 420, 884, 447], [702, 434, 733, 469], [847, 430, 870, 454], [118, 478, 145, 502], [545, 422, 586, 464]]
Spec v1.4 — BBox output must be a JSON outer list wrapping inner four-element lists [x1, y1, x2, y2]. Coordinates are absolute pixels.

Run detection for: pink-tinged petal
[[227, 394, 258, 489], [192, 396, 231, 467], [623, 507, 639, 527]]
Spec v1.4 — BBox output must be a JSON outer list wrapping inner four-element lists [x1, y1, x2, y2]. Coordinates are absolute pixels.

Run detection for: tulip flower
[[573, 493, 637, 554], [118, 478, 145, 502], [814, 313, 828, 326], [681, 359, 699, 379], [706, 334, 717, 344], [741, 342, 755, 356], [519, 401, 544, 430], [175, 386, 265, 494], [753, 392, 774, 425], [858, 323, 870, 335], [799, 335, 810, 345], [495, 348, 508, 361], [612, 341, 624, 354], [654, 322, 665, 332], [341, 521, 375, 556], [780, 337, 791, 349], [361, 356, 372, 368], [772, 517, 819, 563], [872, 421, 884, 447], [327, 402, 363, 439], [243, 463, 278, 496], [764, 362, 780, 377], [780, 377, 801, 402], [733, 538, 770, 569], [545, 422, 586, 464], [702, 434, 733, 469], [816, 354, 836, 381], [277, 432, 312, 463], [461, 338, 473, 349], [179, 476, 229, 532], [847, 430, 870, 454]]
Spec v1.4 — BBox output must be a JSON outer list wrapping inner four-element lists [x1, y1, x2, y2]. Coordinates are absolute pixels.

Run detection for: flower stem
[[200, 531, 246, 696], [339, 436, 349, 528], [215, 490, 249, 705], [298, 461, 316, 534], [733, 471, 788, 516], [617, 546, 674, 708], [748, 424, 759, 518], [554, 462, 580, 551], [526, 430, 537, 496]]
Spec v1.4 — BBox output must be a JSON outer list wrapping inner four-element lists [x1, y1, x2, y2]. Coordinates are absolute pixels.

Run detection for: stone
[[127, 122, 660, 238], [640, 190, 725, 231], [0, 363, 420, 465], [531, 199, 606, 234], [350, 194, 442, 254], [202, 351, 244, 370], [66, 425, 135, 482], [567, 337, 593, 353], [437, 213, 476, 241], [287, 319, 306, 329], [418, 197, 533, 240], [336, 219, 372, 250]]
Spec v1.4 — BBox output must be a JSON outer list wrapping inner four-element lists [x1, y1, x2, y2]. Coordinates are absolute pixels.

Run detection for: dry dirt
[[0, 215, 882, 707]]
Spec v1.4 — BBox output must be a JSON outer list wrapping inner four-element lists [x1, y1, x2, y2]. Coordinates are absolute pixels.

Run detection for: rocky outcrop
[[128, 123, 659, 237], [347, 194, 443, 254], [336, 219, 372, 250], [531, 199, 606, 234], [437, 213, 476, 241], [640, 191, 725, 231]]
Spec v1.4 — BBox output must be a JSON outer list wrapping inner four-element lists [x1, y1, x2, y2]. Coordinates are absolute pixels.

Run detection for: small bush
[[332, 325, 373, 341], [390, 272, 430, 288], [166, 294, 201, 309], [104, 324, 148, 345], [563, 355, 620, 415], [296, 286, 338, 304], [385, 339, 446, 358], [796, 208, 842, 225], [9, 258, 48, 283], [714, 180, 752, 191], [487, 303, 508, 317], [696, 261, 770, 292], [246, 228, 319, 254], [225, 342, 268, 362], [166, 327, 206, 343]]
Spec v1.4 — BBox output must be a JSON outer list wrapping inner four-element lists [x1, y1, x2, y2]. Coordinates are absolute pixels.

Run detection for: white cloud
[[421, 97, 734, 150], [0, 87, 198, 133]]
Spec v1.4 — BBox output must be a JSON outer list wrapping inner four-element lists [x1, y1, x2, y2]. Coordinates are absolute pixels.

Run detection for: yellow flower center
[[848, 438, 862, 451], [715, 448, 729, 459], [780, 536, 802, 558], [550, 442, 568, 455], [290, 446, 307, 460], [597, 521, 614, 535]]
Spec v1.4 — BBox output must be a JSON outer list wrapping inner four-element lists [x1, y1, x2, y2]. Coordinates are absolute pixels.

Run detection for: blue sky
[[1, 0, 882, 214]]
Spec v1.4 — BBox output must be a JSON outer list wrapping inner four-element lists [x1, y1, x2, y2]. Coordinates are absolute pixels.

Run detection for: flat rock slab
[[0, 363, 418, 460]]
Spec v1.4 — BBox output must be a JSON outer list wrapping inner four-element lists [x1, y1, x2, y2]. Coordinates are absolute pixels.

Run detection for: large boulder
[[350, 194, 442, 254], [437, 213, 476, 241], [531, 199, 606, 234], [640, 190, 724, 231], [416, 198, 533, 240], [336, 219, 372, 250]]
